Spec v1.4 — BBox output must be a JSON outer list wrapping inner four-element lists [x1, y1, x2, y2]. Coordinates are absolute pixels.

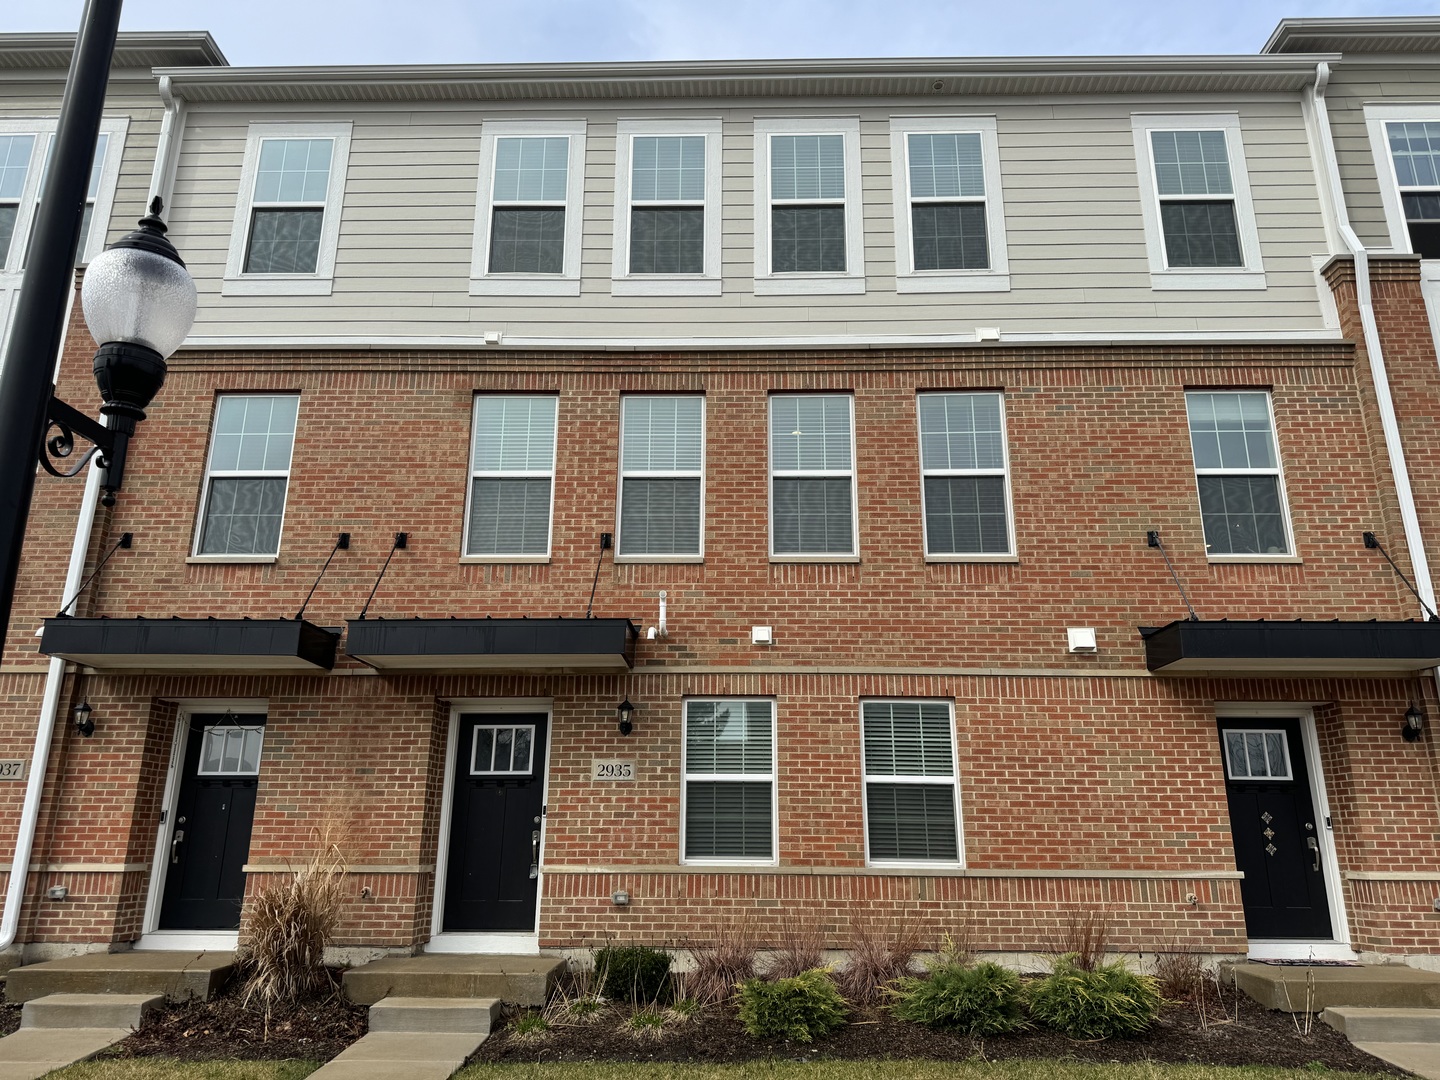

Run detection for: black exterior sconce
[[72, 701, 95, 738], [1404, 703, 1426, 743], [617, 697, 635, 737]]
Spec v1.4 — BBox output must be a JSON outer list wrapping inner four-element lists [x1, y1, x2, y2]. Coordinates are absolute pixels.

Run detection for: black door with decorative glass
[[159, 713, 264, 930], [1217, 718, 1333, 940], [444, 714, 548, 932]]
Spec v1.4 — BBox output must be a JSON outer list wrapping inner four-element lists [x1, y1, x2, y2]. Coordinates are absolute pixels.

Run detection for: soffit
[[1264, 18, 1440, 56], [0, 32, 227, 72]]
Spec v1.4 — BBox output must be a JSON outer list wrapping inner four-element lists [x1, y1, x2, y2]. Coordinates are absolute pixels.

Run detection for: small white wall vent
[[1067, 627, 1098, 653], [751, 626, 774, 646]]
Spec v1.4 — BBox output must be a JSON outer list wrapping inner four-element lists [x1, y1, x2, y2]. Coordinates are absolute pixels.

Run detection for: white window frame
[[611, 118, 722, 297], [768, 392, 859, 561], [195, 721, 266, 777], [1363, 104, 1440, 256], [680, 698, 778, 867], [460, 394, 559, 563], [1131, 113, 1265, 291], [1221, 727, 1294, 781], [470, 119, 586, 298], [615, 394, 706, 563], [223, 122, 351, 298], [917, 391, 1017, 561], [753, 116, 865, 296], [469, 723, 538, 776], [189, 393, 300, 563], [0, 115, 128, 281], [888, 116, 1009, 294], [860, 699, 964, 869], [1185, 389, 1296, 562]]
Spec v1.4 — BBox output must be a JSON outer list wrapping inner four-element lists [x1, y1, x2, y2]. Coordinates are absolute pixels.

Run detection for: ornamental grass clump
[[686, 919, 759, 1004], [1027, 954, 1163, 1039], [887, 961, 1027, 1035], [737, 968, 848, 1043]]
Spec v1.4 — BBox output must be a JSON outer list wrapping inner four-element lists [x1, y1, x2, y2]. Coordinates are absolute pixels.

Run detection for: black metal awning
[[1140, 619, 1440, 674], [345, 617, 637, 672], [40, 617, 339, 672]]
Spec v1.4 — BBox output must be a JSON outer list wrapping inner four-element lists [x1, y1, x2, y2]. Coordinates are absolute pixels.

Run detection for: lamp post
[[0, 0, 195, 641]]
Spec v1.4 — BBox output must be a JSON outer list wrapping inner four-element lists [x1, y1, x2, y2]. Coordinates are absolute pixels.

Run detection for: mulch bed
[[472, 994, 1409, 1074], [101, 977, 367, 1063], [0, 987, 19, 1038]]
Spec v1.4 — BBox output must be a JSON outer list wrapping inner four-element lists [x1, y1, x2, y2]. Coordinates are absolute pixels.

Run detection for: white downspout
[[0, 73, 186, 956], [1310, 61, 1439, 618]]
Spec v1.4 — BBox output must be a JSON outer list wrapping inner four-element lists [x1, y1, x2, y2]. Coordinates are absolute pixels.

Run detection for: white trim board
[[134, 930, 240, 953], [425, 932, 540, 955]]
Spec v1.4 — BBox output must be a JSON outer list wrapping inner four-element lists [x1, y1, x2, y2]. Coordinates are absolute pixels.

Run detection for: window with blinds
[[770, 394, 856, 557], [619, 396, 703, 557], [918, 392, 1012, 557], [489, 136, 570, 274], [1149, 129, 1242, 268], [195, 395, 300, 557], [862, 701, 960, 864], [683, 700, 776, 862], [1185, 390, 1291, 556], [465, 395, 558, 558]]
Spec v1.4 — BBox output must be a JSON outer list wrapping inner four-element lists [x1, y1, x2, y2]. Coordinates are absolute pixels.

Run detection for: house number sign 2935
[[592, 759, 636, 782], [0, 760, 27, 780]]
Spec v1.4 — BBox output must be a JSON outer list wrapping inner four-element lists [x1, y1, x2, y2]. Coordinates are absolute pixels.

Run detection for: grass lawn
[[39, 1064, 1396, 1080]]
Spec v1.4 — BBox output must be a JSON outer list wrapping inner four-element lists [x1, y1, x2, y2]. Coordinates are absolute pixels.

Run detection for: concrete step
[[368, 996, 500, 1034], [21, 992, 162, 1030], [1232, 963, 1440, 1012], [1324, 1006, 1440, 1043], [5, 950, 233, 1004], [1346, 1041, 1440, 1080], [343, 954, 563, 1007], [0, 1027, 135, 1080], [306, 1031, 488, 1080]]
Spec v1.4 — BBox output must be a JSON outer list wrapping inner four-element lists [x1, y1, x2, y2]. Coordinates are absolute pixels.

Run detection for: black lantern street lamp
[[45, 200, 197, 505]]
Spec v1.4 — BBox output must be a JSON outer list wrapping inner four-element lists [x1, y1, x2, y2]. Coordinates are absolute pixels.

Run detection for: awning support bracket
[[1147, 530, 1199, 622], [1365, 532, 1440, 621]]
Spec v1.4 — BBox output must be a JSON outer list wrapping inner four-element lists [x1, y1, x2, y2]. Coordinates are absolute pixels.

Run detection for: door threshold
[[1247, 940, 1358, 962], [425, 932, 540, 955], [135, 930, 240, 953]]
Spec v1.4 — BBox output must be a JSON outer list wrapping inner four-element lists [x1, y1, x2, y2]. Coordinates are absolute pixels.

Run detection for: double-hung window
[[471, 120, 586, 296], [1185, 390, 1292, 558], [889, 117, 1010, 292], [464, 395, 558, 560], [753, 117, 864, 295], [769, 394, 856, 558], [1132, 114, 1264, 290], [1364, 107, 1440, 259], [225, 123, 351, 296], [194, 395, 299, 559], [23, 133, 110, 270], [682, 700, 776, 864], [0, 132, 35, 270], [862, 701, 962, 865], [618, 395, 704, 560], [611, 119, 722, 295], [918, 392, 1014, 558]]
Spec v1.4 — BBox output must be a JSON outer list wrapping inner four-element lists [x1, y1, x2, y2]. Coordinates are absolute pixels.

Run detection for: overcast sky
[[6, 0, 1440, 66]]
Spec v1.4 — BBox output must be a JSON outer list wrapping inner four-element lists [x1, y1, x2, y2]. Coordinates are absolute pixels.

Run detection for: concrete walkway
[[0, 992, 162, 1080], [307, 1031, 489, 1079]]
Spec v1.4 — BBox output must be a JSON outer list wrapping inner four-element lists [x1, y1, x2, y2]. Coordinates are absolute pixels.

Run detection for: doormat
[[1252, 958, 1362, 966]]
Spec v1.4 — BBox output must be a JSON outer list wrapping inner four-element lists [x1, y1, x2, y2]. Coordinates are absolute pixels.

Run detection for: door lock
[[529, 829, 541, 880], [1307, 835, 1320, 872]]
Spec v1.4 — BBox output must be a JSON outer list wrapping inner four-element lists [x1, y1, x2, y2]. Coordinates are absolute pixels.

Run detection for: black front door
[[444, 713, 547, 932], [159, 713, 264, 930], [1218, 717, 1333, 940]]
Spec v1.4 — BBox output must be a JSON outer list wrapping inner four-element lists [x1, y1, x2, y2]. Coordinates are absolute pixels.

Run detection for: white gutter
[[1309, 61, 1438, 618], [0, 454, 104, 954]]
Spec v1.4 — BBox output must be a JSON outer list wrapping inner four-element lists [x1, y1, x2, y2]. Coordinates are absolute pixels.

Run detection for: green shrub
[[887, 961, 1026, 1035], [737, 968, 848, 1043], [594, 944, 673, 1003], [1027, 954, 1163, 1039]]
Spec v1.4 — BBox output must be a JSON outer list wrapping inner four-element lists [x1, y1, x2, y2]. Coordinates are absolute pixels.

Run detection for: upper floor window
[[0, 118, 127, 276], [682, 699, 776, 864], [862, 701, 962, 866], [753, 117, 864, 295], [769, 393, 857, 558], [1131, 114, 1264, 291], [194, 394, 299, 560], [1364, 107, 1440, 260], [464, 395, 558, 560], [224, 123, 352, 296], [918, 392, 1014, 558], [618, 395, 704, 560], [470, 120, 586, 297], [1185, 390, 1292, 558], [889, 117, 1010, 293], [611, 119, 722, 296]]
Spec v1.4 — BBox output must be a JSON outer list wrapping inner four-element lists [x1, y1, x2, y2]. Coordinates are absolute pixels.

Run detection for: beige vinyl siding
[[1323, 63, 1440, 250], [168, 96, 1332, 344]]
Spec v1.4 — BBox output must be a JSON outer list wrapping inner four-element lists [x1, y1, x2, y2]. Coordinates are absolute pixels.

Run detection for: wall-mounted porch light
[[616, 698, 635, 737], [72, 701, 94, 738], [1404, 703, 1425, 743]]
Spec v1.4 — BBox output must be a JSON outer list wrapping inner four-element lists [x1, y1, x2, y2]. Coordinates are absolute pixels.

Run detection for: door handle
[[529, 829, 541, 880], [170, 830, 185, 865], [1307, 836, 1320, 872]]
